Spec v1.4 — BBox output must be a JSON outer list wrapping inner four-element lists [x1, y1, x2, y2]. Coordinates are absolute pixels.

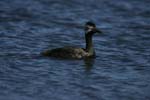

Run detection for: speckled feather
[[42, 47, 92, 59]]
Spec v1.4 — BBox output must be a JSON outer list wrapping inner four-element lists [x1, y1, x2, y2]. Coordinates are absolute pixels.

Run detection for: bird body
[[42, 47, 93, 59]]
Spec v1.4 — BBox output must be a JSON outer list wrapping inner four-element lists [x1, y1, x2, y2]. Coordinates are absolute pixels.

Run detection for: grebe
[[42, 21, 102, 59]]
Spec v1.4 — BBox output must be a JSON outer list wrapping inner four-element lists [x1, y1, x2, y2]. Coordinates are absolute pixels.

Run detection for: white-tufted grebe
[[42, 21, 102, 59]]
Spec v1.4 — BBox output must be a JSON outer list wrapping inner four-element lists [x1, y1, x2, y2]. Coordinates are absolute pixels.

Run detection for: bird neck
[[85, 32, 95, 55]]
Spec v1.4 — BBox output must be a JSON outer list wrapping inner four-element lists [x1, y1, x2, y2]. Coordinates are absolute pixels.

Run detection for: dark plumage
[[42, 21, 102, 59]]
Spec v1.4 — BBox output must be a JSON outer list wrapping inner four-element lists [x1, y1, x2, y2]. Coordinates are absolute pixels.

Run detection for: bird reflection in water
[[83, 57, 95, 71]]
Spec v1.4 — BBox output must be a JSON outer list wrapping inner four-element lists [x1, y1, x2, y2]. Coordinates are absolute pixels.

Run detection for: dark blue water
[[0, 0, 150, 100]]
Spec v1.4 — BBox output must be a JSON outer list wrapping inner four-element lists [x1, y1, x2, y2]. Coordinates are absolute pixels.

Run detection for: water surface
[[0, 0, 150, 100]]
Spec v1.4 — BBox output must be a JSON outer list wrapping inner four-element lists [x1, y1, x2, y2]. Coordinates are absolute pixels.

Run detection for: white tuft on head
[[85, 25, 95, 33]]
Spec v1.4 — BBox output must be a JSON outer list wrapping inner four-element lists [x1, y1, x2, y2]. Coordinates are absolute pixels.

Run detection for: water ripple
[[0, 0, 150, 100]]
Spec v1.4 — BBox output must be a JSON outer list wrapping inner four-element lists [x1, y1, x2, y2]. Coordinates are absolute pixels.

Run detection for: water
[[0, 0, 150, 100]]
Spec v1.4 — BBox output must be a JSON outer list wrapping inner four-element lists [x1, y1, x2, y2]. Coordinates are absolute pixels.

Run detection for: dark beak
[[95, 28, 102, 34]]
